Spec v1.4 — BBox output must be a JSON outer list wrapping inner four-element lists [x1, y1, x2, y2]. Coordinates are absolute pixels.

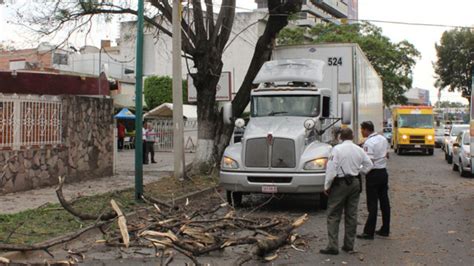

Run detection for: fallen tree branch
[[141, 194, 172, 209], [55, 176, 116, 221]]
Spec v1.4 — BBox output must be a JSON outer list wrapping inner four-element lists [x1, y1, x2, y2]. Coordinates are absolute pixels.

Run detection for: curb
[[0, 185, 220, 260]]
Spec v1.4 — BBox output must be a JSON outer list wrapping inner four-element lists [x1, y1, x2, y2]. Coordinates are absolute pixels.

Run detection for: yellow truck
[[392, 106, 435, 155]]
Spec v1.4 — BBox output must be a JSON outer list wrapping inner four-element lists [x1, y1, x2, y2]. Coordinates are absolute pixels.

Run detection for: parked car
[[445, 124, 469, 164], [435, 127, 444, 148], [452, 130, 471, 177], [383, 127, 392, 144]]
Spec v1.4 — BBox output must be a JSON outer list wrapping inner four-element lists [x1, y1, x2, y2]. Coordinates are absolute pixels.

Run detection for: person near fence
[[142, 122, 148, 164], [117, 121, 126, 151], [320, 128, 373, 255], [146, 122, 157, 163]]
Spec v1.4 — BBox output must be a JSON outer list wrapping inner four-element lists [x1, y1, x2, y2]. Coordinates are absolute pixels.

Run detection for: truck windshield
[[251, 95, 320, 117], [398, 114, 433, 128]]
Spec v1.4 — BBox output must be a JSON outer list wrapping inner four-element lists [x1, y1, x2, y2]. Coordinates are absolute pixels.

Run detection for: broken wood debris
[[1, 177, 310, 265]]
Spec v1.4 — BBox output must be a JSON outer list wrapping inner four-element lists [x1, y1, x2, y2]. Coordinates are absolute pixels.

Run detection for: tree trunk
[[212, 0, 303, 165], [192, 65, 222, 174]]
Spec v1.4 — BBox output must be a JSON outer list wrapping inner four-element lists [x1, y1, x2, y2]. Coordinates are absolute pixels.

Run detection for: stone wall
[[0, 96, 114, 194]]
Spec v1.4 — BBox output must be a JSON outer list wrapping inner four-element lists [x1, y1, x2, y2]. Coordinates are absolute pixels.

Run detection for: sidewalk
[[0, 150, 195, 214]]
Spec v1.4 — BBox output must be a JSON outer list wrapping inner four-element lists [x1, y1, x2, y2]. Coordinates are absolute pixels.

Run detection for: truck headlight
[[402, 134, 408, 140], [304, 158, 327, 170], [222, 156, 239, 169], [427, 135, 433, 140]]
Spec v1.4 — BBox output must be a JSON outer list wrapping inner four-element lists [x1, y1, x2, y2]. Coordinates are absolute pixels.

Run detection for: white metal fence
[[0, 94, 62, 149], [149, 119, 198, 152]]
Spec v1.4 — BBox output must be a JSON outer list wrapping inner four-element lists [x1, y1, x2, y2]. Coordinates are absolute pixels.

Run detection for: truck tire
[[397, 148, 403, 155], [428, 149, 434, 155], [319, 192, 328, 210], [226, 191, 243, 207]]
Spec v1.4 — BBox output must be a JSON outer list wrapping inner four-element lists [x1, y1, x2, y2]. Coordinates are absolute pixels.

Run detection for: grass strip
[[0, 175, 217, 245]]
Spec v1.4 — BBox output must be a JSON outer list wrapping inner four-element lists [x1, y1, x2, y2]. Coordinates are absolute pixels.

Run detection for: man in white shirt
[[320, 128, 373, 255], [357, 121, 391, 240]]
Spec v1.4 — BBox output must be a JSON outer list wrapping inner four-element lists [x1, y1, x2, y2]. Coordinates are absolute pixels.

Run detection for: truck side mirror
[[341, 102, 351, 125], [223, 102, 233, 125]]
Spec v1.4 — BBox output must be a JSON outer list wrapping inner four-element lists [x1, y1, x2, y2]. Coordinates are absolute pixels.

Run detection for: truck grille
[[245, 138, 268, 167], [245, 137, 296, 168], [410, 135, 425, 144]]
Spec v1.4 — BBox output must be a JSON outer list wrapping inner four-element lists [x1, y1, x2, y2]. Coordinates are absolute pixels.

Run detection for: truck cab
[[220, 59, 350, 209], [392, 106, 435, 155]]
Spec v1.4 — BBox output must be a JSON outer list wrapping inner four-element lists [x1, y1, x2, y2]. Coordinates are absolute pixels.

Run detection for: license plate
[[262, 185, 278, 193], [415, 144, 421, 148]]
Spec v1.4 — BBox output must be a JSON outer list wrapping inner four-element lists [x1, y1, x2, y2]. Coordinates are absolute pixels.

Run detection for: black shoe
[[356, 233, 374, 240], [143, 162, 148, 165], [375, 230, 389, 237], [151, 161, 157, 164], [319, 248, 339, 255], [341, 246, 356, 254]]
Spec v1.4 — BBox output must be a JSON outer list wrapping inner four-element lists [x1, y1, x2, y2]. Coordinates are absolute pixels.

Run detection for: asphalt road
[[10, 148, 473, 265]]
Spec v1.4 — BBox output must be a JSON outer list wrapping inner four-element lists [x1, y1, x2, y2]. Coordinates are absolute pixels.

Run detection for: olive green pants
[[326, 178, 360, 251]]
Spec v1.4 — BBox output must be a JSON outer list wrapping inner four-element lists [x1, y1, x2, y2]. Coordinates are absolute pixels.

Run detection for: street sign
[[187, 71, 232, 102]]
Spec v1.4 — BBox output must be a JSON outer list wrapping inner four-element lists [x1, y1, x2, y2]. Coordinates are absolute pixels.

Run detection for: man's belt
[[333, 175, 359, 186]]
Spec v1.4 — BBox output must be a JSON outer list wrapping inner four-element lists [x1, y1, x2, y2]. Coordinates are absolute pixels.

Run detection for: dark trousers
[[146, 141, 155, 162], [142, 140, 148, 164], [326, 178, 360, 250], [118, 137, 124, 150], [363, 168, 391, 235]]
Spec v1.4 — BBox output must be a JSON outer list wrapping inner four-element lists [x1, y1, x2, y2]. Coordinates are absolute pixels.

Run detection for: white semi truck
[[220, 43, 383, 208]]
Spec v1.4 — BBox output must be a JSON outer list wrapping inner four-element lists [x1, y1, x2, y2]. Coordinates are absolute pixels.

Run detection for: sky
[[0, 0, 473, 104]]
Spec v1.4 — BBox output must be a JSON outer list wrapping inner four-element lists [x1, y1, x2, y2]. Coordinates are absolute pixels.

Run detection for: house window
[[53, 53, 68, 65]]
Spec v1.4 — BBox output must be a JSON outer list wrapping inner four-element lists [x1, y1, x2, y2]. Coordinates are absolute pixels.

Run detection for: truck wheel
[[397, 148, 403, 155], [428, 149, 434, 155], [319, 192, 328, 210], [452, 161, 459, 171], [226, 191, 242, 207]]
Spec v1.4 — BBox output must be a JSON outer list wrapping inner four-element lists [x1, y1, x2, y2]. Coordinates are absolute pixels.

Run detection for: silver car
[[445, 124, 469, 164], [452, 130, 471, 177]]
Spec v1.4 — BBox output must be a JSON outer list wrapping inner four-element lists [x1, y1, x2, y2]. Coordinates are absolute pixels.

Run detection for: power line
[[343, 18, 474, 29]]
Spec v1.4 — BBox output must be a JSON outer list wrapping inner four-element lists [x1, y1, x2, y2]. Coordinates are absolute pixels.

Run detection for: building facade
[[255, 0, 355, 27]]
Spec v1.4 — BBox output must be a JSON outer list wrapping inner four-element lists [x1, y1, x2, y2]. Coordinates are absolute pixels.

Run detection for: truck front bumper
[[220, 170, 325, 193], [398, 144, 434, 150]]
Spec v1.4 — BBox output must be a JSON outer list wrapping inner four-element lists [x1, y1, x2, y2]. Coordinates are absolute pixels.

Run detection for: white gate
[[150, 119, 197, 152], [0, 94, 62, 149]]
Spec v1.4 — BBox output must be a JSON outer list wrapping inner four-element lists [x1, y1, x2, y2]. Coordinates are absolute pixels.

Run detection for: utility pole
[[173, 0, 185, 179], [134, 0, 145, 200]]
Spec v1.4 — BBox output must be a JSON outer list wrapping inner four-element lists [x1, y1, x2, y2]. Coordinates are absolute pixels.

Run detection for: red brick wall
[[0, 49, 53, 70]]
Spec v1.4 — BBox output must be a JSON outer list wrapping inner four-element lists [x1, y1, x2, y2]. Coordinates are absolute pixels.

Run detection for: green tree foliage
[[434, 28, 474, 100], [144, 76, 188, 110], [436, 101, 467, 108], [278, 23, 420, 106]]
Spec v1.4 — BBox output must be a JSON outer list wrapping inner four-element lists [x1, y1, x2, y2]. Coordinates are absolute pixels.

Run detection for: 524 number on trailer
[[328, 57, 343, 66]]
